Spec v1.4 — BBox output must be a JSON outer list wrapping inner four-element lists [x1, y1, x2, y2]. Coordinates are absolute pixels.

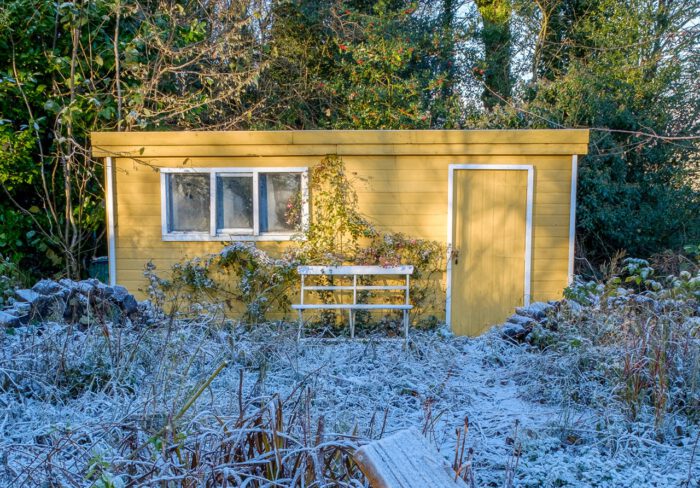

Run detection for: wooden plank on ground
[[353, 429, 468, 488]]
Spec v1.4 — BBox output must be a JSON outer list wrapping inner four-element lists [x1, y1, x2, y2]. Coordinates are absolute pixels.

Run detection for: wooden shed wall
[[93, 130, 589, 315]]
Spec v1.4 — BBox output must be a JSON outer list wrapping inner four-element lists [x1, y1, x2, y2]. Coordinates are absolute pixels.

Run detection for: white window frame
[[160, 167, 309, 242]]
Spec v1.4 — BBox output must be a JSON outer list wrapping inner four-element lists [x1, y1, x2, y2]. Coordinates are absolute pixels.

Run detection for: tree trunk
[[441, 0, 456, 99], [476, 0, 512, 110]]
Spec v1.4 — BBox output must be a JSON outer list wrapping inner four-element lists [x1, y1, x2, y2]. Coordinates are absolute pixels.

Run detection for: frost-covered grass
[[1, 303, 699, 486]]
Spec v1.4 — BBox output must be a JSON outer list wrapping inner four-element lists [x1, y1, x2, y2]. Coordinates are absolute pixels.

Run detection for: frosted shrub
[[554, 257, 700, 425], [0, 316, 366, 486], [0, 254, 28, 306]]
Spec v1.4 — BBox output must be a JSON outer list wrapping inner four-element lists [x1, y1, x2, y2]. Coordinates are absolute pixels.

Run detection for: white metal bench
[[291, 265, 414, 339]]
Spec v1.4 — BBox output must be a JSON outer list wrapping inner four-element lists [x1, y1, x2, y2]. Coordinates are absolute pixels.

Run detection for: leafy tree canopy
[[0, 0, 698, 277]]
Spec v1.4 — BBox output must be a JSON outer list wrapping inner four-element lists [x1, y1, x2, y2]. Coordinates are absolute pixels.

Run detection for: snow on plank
[[353, 429, 468, 488]]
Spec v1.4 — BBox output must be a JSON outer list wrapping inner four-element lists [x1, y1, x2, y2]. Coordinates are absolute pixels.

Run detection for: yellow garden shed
[[91, 129, 589, 335]]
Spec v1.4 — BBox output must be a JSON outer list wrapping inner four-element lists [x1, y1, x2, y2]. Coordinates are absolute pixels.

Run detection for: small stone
[[506, 314, 536, 326], [15, 289, 41, 304], [0, 310, 20, 327], [502, 322, 528, 341], [59, 278, 77, 290], [6, 305, 30, 325], [32, 279, 65, 296], [515, 301, 553, 320], [112, 285, 128, 299], [13, 302, 31, 314], [111, 285, 138, 315], [123, 296, 138, 315], [96, 283, 114, 299], [31, 292, 68, 321], [75, 279, 100, 295]]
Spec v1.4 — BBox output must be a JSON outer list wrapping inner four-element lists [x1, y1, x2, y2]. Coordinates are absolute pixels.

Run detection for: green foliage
[[2, 0, 699, 278], [329, 5, 435, 128], [299, 155, 377, 258], [0, 0, 265, 278], [0, 207, 54, 272], [0, 254, 31, 306], [218, 244, 299, 323], [683, 244, 700, 261], [470, 0, 700, 265], [0, 126, 59, 275], [0, 127, 36, 190], [0, 0, 120, 276], [248, 0, 463, 129]]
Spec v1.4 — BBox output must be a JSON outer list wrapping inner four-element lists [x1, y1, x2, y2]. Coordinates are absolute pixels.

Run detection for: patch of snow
[[0, 322, 697, 486]]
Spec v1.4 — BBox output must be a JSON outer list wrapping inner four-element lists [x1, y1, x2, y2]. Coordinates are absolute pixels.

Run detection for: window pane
[[168, 174, 210, 232], [217, 176, 253, 230], [259, 173, 302, 233]]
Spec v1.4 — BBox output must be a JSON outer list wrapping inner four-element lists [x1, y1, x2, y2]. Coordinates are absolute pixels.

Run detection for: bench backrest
[[296, 265, 413, 306], [297, 265, 414, 276]]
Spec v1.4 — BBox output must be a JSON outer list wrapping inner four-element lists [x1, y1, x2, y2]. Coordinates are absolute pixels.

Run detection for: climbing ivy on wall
[[146, 155, 446, 330]]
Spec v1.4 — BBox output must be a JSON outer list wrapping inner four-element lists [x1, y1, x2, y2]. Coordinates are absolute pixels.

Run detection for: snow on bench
[[353, 429, 468, 488], [291, 265, 414, 340]]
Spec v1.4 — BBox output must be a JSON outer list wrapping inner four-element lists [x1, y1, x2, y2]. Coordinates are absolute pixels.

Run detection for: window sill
[[162, 233, 301, 242]]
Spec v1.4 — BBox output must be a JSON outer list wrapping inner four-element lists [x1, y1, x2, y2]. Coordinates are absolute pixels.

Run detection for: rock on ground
[[2, 278, 145, 327]]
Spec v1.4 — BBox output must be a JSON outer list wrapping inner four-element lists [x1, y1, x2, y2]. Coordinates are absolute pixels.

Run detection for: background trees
[[0, 0, 265, 277], [1, 0, 698, 278], [499, 0, 700, 263]]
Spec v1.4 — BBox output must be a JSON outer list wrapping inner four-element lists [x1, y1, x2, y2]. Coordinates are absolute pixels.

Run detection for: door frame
[[445, 164, 534, 329]]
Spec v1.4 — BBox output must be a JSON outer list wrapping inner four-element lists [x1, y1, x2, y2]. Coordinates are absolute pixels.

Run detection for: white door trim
[[446, 164, 534, 329], [567, 155, 578, 284]]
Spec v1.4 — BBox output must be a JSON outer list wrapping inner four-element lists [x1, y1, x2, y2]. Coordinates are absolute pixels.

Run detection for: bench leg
[[403, 310, 409, 342], [297, 309, 304, 341], [349, 309, 355, 339]]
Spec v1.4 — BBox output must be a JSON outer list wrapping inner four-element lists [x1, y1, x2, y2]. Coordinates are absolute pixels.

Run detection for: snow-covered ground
[[251, 330, 698, 487], [2, 320, 696, 486]]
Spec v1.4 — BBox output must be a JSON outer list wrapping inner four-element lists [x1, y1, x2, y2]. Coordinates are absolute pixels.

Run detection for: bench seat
[[292, 304, 413, 310]]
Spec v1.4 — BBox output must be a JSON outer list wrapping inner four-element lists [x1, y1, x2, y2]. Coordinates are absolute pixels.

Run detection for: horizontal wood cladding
[[111, 154, 574, 171], [349, 168, 573, 182], [118, 202, 571, 218], [92, 129, 589, 149], [532, 290, 566, 301], [112, 156, 574, 251], [102, 130, 585, 318]]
